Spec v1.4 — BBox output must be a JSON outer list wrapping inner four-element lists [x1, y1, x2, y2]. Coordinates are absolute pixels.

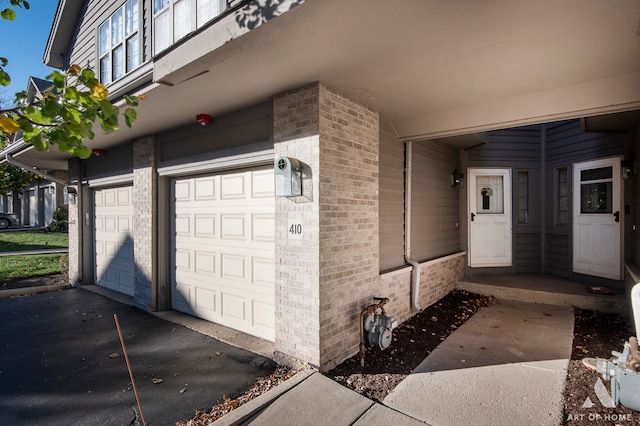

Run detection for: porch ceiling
[[12, 0, 640, 170]]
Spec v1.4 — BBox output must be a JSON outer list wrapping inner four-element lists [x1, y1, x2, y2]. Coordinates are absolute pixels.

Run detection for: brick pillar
[[133, 137, 156, 310], [67, 158, 81, 286], [273, 83, 380, 370]]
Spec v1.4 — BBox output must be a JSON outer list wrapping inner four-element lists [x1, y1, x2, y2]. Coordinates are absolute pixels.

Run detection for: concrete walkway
[[216, 299, 574, 426], [384, 300, 573, 426]]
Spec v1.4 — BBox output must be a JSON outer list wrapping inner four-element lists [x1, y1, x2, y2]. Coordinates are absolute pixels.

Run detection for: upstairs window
[[154, 0, 226, 54], [99, 0, 141, 84]]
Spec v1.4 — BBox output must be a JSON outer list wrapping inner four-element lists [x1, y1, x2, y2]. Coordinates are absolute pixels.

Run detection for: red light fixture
[[92, 149, 106, 156], [196, 114, 212, 126]]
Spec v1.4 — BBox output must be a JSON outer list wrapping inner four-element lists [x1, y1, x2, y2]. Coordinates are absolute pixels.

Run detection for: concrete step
[[457, 276, 629, 314]]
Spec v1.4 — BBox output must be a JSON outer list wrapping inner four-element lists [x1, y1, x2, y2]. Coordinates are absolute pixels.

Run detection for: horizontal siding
[[546, 120, 624, 165], [379, 120, 405, 271], [410, 140, 460, 261], [515, 233, 541, 274], [545, 234, 569, 278], [468, 125, 541, 168]]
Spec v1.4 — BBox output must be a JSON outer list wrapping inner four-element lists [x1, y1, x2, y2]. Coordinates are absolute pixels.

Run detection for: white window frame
[[98, 0, 142, 85], [153, 0, 228, 54]]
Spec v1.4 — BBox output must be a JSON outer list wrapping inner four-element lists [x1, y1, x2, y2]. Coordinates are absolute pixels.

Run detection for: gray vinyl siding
[[546, 120, 623, 165], [65, 0, 150, 84], [379, 120, 405, 271], [157, 102, 272, 167], [83, 143, 134, 180], [410, 141, 460, 262], [545, 234, 569, 278], [468, 125, 541, 168]]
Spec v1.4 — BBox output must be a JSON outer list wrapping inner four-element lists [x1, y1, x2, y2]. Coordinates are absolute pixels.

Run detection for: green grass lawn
[[0, 231, 69, 282], [0, 254, 66, 282], [0, 230, 68, 252]]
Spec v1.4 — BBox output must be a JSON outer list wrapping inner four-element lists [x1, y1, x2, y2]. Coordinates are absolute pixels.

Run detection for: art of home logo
[[566, 378, 633, 423]]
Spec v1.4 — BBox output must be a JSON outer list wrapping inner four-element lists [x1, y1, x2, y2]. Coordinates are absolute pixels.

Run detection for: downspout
[[5, 153, 70, 186], [404, 141, 422, 311]]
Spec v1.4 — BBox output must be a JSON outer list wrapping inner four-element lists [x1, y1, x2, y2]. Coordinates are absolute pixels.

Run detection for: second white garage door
[[94, 186, 135, 296], [170, 167, 275, 341]]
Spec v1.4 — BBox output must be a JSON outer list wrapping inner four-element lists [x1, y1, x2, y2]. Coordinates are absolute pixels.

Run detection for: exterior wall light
[[452, 169, 464, 188]]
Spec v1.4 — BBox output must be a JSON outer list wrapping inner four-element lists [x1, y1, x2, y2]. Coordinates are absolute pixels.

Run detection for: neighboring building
[[1, 77, 67, 228], [1, 0, 639, 370]]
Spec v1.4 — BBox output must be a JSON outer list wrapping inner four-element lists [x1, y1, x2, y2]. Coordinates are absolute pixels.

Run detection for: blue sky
[[0, 0, 58, 98]]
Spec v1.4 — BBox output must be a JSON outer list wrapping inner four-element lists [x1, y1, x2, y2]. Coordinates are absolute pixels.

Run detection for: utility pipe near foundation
[[404, 142, 422, 312]]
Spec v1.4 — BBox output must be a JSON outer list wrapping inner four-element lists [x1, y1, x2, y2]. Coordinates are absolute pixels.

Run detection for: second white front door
[[572, 157, 622, 280], [468, 168, 512, 267]]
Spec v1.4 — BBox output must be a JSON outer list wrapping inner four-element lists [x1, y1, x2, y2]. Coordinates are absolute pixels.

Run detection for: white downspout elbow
[[404, 141, 422, 312]]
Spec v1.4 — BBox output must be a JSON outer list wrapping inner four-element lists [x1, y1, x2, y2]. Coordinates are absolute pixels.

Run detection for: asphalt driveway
[[0, 288, 276, 425]]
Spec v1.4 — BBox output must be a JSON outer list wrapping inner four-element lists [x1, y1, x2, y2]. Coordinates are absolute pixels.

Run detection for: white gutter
[[404, 141, 422, 312], [5, 153, 69, 187]]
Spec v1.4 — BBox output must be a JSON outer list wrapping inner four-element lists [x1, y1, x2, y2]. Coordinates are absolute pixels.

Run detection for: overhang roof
[[10, 0, 640, 170]]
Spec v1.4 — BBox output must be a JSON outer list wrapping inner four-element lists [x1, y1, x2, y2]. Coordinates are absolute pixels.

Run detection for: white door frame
[[572, 156, 623, 280], [468, 168, 512, 267]]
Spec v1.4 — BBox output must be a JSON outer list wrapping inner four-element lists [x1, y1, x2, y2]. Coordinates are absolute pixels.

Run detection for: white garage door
[[171, 167, 275, 341], [94, 186, 135, 296]]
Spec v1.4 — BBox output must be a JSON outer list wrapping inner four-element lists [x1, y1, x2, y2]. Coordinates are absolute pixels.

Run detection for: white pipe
[[404, 141, 422, 311], [5, 153, 69, 187]]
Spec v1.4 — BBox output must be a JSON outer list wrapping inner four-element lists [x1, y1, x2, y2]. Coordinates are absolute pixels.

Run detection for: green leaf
[[48, 71, 65, 89], [0, 69, 10, 86], [123, 94, 139, 107], [72, 145, 92, 159], [1, 8, 17, 21], [29, 133, 48, 152], [124, 108, 137, 128], [0, 57, 7, 66]]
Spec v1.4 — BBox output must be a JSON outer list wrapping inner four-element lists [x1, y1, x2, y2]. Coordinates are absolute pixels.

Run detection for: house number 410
[[288, 220, 303, 240]]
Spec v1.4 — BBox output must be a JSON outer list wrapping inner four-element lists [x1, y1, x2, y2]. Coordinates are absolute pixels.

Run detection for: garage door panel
[[195, 176, 216, 200], [195, 287, 217, 312], [171, 168, 275, 341], [220, 253, 246, 280], [194, 215, 216, 237], [252, 257, 275, 287], [252, 170, 276, 198], [220, 292, 247, 322], [221, 215, 246, 240], [195, 250, 217, 275], [220, 175, 246, 199], [252, 214, 275, 242]]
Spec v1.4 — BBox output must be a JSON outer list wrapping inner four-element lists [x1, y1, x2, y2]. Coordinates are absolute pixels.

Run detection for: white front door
[[572, 157, 622, 280], [468, 168, 512, 267]]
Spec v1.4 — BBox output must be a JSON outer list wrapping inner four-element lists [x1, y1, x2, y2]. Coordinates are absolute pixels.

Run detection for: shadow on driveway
[[0, 288, 275, 425]]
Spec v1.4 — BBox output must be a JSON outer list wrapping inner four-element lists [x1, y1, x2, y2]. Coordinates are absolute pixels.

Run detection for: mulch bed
[[563, 309, 640, 425]]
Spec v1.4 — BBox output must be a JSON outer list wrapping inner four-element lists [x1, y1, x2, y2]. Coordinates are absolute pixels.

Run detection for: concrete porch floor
[[457, 274, 629, 314]]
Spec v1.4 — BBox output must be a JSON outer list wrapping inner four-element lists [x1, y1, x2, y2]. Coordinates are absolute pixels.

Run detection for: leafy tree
[[0, 164, 36, 195], [0, 0, 144, 159]]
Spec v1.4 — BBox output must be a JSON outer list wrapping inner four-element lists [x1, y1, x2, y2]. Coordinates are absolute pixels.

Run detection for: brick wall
[[273, 82, 380, 370], [380, 252, 467, 324], [133, 137, 156, 311], [317, 85, 380, 369], [273, 84, 322, 367]]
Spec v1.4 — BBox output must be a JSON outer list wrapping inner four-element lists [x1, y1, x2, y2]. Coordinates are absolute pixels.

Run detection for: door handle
[[614, 211, 620, 222], [471, 213, 475, 222]]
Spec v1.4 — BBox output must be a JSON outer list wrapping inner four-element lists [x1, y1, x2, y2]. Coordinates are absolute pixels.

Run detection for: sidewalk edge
[[211, 368, 317, 426]]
